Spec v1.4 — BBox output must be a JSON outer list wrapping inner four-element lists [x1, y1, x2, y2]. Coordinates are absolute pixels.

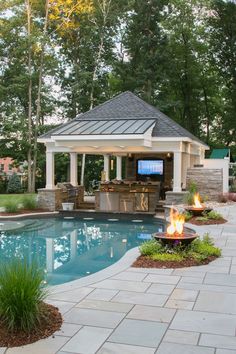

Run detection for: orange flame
[[167, 208, 185, 236], [193, 193, 203, 209]]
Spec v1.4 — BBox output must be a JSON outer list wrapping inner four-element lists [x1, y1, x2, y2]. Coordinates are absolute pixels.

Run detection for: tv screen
[[137, 160, 164, 176]]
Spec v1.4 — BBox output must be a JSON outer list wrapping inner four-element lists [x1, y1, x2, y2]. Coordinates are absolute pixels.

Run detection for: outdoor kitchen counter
[[95, 182, 160, 212]]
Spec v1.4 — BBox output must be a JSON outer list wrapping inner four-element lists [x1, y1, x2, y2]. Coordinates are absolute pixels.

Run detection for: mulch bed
[[132, 255, 218, 269], [188, 217, 227, 225], [0, 303, 62, 347], [0, 209, 50, 216]]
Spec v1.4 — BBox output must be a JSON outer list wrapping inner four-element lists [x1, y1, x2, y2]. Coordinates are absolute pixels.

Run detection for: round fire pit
[[153, 232, 198, 246], [185, 207, 213, 217]]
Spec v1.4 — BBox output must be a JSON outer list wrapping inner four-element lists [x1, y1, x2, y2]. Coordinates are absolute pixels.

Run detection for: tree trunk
[[31, 0, 49, 192], [25, 0, 33, 193]]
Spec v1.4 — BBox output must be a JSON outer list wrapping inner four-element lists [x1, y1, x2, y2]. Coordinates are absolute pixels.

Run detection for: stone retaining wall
[[38, 186, 84, 211], [186, 168, 223, 201]]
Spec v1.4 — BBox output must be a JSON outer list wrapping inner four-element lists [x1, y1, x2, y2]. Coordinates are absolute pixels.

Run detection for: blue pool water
[[0, 217, 165, 285]]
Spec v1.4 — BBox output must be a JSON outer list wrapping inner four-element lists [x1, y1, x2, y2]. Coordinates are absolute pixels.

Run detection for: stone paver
[[64, 307, 125, 328], [2, 204, 236, 354], [60, 326, 112, 354], [163, 329, 199, 345], [97, 342, 155, 354], [194, 290, 236, 314], [108, 319, 168, 347], [127, 304, 176, 323], [200, 333, 236, 351], [156, 342, 215, 354]]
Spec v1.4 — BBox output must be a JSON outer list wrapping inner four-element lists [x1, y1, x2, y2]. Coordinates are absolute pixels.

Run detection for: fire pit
[[154, 208, 197, 246], [185, 193, 212, 216]]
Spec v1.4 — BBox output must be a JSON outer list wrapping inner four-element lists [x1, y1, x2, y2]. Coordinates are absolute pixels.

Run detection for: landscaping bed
[[188, 216, 227, 225], [133, 254, 217, 269], [0, 209, 50, 216], [0, 302, 62, 347], [132, 235, 221, 269]]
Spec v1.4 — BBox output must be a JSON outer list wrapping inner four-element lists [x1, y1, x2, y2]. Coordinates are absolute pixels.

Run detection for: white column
[[70, 230, 77, 260], [46, 151, 55, 189], [70, 152, 78, 186], [104, 154, 110, 181], [116, 156, 122, 180], [80, 153, 86, 186], [46, 238, 54, 273], [173, 151, 182, 192]]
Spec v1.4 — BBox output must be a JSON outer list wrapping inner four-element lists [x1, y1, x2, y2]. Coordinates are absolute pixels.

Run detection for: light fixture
[[110, 159, 114, 171]]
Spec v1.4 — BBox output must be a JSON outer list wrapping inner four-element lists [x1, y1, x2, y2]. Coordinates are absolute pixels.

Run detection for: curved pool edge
[[49, 221, 200, 295], [49, 246, 141, 295], [0, 211, 59, 220]]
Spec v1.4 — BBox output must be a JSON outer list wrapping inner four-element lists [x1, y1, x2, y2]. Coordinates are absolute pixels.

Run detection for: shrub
[[4, 200, 19, 213], [182, 211, 192, 221], [190, 238, 221, 257], [7, 173, 22, 194], [196, 216, 208, 222], [0, 261, 46, 332], [21, 195, 37, 210], [151, 253, 184, 262], [139, 239, 162, 256], [207, 210, 223, 220]]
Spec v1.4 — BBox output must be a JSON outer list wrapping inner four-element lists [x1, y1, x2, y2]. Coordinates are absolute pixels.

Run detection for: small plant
[[7, 173, 22, 194], [190, 239, 221, 258], [207, 210, 223, 220], [182, 211, 192, 221], [151, 253, 184, 262], [0, 261, 47, 332], [139, 239, 162, 256], [21, 195, 37, 210], [4, 200, 19, 213], [196, 216, 209, 222]]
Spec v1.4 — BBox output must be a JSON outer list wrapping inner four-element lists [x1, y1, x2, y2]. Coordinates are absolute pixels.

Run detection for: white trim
[[51, 134, 150, 141]]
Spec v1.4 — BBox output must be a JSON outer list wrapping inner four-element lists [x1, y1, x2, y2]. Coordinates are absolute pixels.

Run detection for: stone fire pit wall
[[186, 168, 223, 201]]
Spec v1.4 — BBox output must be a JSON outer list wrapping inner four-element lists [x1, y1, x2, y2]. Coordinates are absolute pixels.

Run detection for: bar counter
[[95, 181, 160, 212]]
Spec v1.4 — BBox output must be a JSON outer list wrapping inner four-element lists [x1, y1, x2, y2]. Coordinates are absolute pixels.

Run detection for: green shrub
[[207, 210, 223, 220], [196, 216, 209, 222], [151, 253, 184, 262], [139, 239, 162, 256], [183, 211, 192, 221], [4, 200, 19, 213], [190, 238, 221, 257], [0, 261, 46, 332], [21, 195, 37, 210], [7, 173, 22, 194]]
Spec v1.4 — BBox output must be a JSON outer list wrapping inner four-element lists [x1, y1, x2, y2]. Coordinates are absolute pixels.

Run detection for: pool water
[[0, 217, 165, 285]]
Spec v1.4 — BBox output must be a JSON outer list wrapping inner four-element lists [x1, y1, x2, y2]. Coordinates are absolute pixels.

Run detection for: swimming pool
[[0, 217, 165, 285]]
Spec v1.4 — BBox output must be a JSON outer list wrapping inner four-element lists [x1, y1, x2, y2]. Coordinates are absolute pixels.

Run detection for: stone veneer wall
[[38, 186, 84, 211], [186, 168, 223, 201]]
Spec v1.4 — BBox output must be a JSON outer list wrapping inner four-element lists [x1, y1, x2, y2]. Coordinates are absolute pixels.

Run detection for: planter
[[61, 202, 74, 211]]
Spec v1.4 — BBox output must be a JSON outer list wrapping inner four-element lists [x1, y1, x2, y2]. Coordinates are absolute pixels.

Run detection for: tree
[[7, 173, 22, 194]]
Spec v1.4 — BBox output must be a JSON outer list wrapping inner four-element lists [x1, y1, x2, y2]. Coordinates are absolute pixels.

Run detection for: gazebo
[[38, 91, 209, 211]]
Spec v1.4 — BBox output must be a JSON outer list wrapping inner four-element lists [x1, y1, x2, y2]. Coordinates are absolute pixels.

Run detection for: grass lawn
[[0, 194, 36, 208]]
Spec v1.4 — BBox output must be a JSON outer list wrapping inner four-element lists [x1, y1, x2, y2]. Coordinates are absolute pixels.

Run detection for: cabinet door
[[135, 193, 149, 212]]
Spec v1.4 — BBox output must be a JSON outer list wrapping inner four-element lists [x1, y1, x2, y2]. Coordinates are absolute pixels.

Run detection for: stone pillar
[[116, 156, 122, 180], [46, 151, 55, 189], [70, 152, 78, 186], [173, 151, 182, 192], [104, 154, 110, 181]]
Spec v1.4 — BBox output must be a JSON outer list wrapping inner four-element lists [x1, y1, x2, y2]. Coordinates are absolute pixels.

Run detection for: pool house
[[38, 91, 220, 212]]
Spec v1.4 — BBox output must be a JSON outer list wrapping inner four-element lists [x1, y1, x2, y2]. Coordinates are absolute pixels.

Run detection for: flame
[[167, 208, 185, 236], [193, 193, 203, 208]]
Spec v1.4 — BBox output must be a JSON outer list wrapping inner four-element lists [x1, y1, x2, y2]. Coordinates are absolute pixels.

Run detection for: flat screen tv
[[137, 159, 164, 176]]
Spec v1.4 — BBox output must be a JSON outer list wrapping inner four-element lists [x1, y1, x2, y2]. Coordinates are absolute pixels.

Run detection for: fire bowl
[[153, 232, 198, 246], [185, 207, 213, 217]]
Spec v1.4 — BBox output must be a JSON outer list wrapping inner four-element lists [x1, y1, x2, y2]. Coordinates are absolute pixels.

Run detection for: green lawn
[[0, 194, 36, 208]]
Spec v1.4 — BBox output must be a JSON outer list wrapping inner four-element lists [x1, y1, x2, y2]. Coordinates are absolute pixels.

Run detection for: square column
[[104, 154, 110, 181], [173, 151, 182, 192], [116, 156, 122, 180], [70, 152, 78, 186], [46, 151, 55, 189]]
